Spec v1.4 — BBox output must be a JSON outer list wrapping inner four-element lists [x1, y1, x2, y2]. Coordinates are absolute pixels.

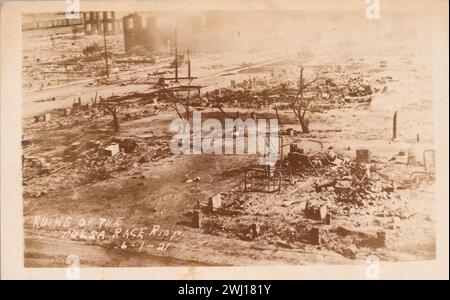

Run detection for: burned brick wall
[[83, 11, 117, 36], [122, 13, 157, 52]]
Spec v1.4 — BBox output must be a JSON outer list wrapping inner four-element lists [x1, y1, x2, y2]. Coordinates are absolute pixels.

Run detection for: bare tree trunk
[[274, 105, 281, 124], [104, 105, 120, 132], [291, 66, 321, 134], [300, 118, 310, 133]]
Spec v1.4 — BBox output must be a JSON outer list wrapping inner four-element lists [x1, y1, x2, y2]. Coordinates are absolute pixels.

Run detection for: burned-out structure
[[120, 11, 278, 55], [122, 13, 157, 52], [82, 11, 120, 35]]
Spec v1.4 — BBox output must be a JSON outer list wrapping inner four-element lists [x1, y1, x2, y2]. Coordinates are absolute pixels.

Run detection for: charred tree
[[101, 100, 120, 132], [159, 80, 193, 122], [289, 67, 322, 133]]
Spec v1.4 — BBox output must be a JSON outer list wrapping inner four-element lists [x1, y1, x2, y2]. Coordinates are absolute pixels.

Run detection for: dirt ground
[[22, 27, 437, 267], [23, 96, 436, 267]]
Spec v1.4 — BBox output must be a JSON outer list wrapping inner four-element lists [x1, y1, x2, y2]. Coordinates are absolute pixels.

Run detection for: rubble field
[[23, 47, 436, 267]]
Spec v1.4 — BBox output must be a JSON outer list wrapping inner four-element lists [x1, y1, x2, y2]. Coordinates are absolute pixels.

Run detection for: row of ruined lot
[[22, 61, 436, 265]]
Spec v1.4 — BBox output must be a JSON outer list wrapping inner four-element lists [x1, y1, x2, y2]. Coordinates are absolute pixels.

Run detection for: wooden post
[[393, 111, 397, 140], [187, 49, 191, 79], [102, 18, 109, 79], [174, 29, 178, 82]]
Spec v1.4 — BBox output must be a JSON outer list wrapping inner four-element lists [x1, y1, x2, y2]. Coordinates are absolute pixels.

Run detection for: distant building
[[122, 13, 157, 52], [22, 13, 83, 31], [82, 12, 119, 35]]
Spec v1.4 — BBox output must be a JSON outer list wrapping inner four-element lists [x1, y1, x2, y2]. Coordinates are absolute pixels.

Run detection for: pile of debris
[[22, 131, 172, 194], [316, 162, 389, 204], [69, 136, 171, 185]]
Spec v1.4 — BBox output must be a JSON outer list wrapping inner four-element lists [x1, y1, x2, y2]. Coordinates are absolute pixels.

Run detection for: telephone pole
[[187, 49, 191, 79], [174, 28, 178, 82], [102, 17, 110, 79]]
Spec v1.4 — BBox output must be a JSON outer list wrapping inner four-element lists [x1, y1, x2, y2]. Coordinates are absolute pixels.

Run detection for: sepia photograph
[[0, 0, 448, 280]]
